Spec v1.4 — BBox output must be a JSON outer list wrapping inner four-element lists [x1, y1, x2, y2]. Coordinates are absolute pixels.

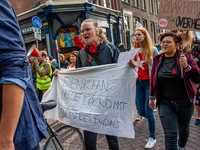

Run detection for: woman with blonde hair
[[177, 31, 193, 54], [59, 53, 70, 69], [129, 27, 159, 149], [76, 18, 120, 150], [177, 30, 200, 125]]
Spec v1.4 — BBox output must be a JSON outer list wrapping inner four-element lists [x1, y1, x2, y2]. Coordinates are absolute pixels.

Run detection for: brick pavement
[[41, 109, 200, 150]]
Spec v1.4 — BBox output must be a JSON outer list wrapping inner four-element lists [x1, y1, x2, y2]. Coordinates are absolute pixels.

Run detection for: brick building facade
[[8, 0, 162, 59]]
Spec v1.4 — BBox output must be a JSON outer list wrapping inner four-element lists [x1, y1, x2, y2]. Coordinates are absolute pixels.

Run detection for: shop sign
[[20, 27, 33, 35]]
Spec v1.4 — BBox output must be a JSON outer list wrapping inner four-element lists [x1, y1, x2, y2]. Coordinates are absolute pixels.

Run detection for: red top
[[135, 53, 149, 80]]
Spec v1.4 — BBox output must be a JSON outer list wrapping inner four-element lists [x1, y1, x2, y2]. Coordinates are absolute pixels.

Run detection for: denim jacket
[[0, 1, 47, 149]]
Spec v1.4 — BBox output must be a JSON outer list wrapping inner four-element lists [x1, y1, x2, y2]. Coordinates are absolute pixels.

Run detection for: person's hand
[[129, 59, 137, 68], [179, 54, 188, 68], [34, 59, 39, 66], [149, 99, 155, 109], [53, 69, 59, 77]]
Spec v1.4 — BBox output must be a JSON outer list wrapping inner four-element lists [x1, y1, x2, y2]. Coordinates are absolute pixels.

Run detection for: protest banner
[[158, 0, 200, 31], [42, 64, 137, 139]]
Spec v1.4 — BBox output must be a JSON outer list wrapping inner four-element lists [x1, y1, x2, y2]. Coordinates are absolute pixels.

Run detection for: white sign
[[33, 27, 41, 33], [42, 64, 137, 139], [117, 48, 140, 66], [33, 27, 41, 40]]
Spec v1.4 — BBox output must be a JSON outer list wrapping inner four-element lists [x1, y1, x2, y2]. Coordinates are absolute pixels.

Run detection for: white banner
[[42, 64, 137, 138]]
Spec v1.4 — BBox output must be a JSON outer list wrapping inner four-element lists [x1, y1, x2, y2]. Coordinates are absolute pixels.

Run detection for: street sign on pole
[[33, 27, 41, 41], [32, 16, 42, 29]]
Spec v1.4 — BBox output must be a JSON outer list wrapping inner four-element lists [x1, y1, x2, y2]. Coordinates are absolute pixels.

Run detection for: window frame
[[103, 0, 111, 8], [132, 0, 138, 7], [88, 0, 98, 5], [150, 22, 155, 44], [154, 0, 158, 15], [123, 10, 133, 50], [133, 17, 140, 31], [140, 0, 146, 10], [149, 0, 154, 14], [122, 0, 129, 3], [142, 20, 147, 29]]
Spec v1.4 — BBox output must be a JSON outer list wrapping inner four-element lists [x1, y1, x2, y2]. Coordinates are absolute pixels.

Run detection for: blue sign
[[32, 16, 42, 29]]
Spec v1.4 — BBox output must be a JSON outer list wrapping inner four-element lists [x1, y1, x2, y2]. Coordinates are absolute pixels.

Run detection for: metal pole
[[36, 39, 38, 49], [55, 39, 60, 69]]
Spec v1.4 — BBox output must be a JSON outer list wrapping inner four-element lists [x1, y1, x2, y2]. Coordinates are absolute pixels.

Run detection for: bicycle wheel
[[43, 125, 85, 150]]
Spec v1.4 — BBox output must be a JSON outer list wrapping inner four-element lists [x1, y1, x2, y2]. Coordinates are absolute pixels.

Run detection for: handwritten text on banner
[[42, 64, 137, 139]]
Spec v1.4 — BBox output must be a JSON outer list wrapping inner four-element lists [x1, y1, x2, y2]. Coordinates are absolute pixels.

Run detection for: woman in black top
[[76, 19, 120, 150], [59, 53, 70, 69], [149, 33, 200, 150]]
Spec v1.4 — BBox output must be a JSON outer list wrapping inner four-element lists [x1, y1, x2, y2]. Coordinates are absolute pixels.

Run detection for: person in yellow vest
[[34, 50, 52, 102]]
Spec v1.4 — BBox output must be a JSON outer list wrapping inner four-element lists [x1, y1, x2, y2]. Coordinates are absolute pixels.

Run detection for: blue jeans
[[84, 131, 119, 150], [136, 79, 156, 139], [158, 101, 194, 150]]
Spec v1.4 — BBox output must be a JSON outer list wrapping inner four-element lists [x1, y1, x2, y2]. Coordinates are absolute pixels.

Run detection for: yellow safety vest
[[36, 62, 52, 90]]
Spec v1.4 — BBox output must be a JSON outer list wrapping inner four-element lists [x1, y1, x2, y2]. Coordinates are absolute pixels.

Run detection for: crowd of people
[[1, 0, 200, 150]]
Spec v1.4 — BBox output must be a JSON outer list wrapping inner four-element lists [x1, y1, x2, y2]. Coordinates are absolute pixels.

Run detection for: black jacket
[[60, 60, 70, 69], [76, 41, 120, 68]]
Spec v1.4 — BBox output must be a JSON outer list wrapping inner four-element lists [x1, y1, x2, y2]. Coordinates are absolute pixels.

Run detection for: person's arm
[[149, 58, 156, 99], [0, 84, 24, 150], [35, 63, 50, 77]]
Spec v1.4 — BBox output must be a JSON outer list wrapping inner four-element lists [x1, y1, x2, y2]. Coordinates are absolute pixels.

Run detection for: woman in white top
[[53, 50, 79, 76], [67, 50, 79, 70]]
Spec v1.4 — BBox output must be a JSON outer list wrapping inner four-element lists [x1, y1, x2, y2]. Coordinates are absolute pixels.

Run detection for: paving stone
[[40, 110, 200, 150]]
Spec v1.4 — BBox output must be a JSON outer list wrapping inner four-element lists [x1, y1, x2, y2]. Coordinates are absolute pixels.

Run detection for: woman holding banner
[[129, 27, 159, 149], [76, 19, 120, 150], [149, 32, 200, 150], [177, 30, 200, 125], [53, 50, 79, 76]]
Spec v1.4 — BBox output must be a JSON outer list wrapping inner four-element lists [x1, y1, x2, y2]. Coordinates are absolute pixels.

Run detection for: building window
[[149, 0, 153, 13], [88, 0, 98, 4], [142, 20, 147, 28], [151, 22, 155, 44], [154, 0, 158, 15], [124, 16, 131, 49], [122, 0, 128, 3], [132, 0, 138, 7], [133, 17, 140, 30], [140, 0, 145, 10], [103, 0, 111, 8]]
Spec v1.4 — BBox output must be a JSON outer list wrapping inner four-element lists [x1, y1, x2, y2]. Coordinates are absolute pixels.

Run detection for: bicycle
[[40, 100, 85, 150]]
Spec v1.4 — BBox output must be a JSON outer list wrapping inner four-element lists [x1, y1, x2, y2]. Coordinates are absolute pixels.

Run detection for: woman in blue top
[[0, 0, 47, 149]]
